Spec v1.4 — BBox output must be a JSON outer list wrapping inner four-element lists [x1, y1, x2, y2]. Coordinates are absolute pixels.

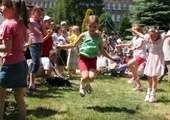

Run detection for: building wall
[[24, 0, 56, 9], [104, 0, 133, 26]]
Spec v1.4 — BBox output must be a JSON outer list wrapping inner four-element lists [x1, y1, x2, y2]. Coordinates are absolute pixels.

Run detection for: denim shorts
[[0, 60, 28, 88]]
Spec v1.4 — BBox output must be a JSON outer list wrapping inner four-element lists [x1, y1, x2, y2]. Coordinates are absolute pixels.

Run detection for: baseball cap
[[43, 15, 51, 21]]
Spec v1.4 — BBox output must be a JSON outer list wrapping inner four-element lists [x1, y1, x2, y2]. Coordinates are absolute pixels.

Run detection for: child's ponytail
[[19, 0, 29, 28]]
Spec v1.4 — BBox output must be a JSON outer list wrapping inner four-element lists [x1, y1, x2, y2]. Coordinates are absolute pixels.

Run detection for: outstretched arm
[[116, 41, 133, 48], [99, 39, 119, 61], [57, 32, 84, 49]]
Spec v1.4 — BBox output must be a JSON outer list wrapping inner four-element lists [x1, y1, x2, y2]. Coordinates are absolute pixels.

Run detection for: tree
[[46, 0, 104, 30], [99, 13, 116, 35], [81, 9, 94, 32], [118, 15, 132, 40], [131, 0, 170, 31]]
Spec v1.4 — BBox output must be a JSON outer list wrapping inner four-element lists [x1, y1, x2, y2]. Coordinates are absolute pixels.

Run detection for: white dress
[[144, 33, 165, 77]]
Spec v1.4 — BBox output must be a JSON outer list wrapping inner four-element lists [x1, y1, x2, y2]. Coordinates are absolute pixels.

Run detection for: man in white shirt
[[36, 50, 61, 79]]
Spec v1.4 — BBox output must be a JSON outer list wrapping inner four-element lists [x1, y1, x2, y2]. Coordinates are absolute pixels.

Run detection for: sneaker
[[79, 81, 85, 97], [148, 95, 155, 102], [128, 76, 139, 84], [86, 83, 92, 94], [29, 85, 38, 91], [144, 94, 150, 102], [79, 86, 85, 97], [132, 86, 142, 91], [24, 88, 30, 93]]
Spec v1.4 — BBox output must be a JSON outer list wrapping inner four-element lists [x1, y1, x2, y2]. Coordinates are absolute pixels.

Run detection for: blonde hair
[[71, 25, 79, 34], [132, 24, 143, 33], [49, 50, 58, 57], [86, 15, 99, 24], [147, 25, 160, 40]]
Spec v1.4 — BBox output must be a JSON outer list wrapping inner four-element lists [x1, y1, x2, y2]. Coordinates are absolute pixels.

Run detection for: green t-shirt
[[80, 31, 101, 58]]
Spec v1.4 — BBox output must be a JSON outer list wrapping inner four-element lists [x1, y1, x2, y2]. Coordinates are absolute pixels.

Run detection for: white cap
[[43, 15, 51, 21], [60, 21, 67, 25]]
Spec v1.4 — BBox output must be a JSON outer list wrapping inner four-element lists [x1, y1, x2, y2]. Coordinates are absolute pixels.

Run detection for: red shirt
[[41, 33, 53, 56]]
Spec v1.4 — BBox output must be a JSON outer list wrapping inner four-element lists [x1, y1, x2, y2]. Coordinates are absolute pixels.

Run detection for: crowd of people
[[0, 1, 170, 119]]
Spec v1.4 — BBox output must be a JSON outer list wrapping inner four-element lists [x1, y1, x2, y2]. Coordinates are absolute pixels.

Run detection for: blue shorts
[[0, 60, 28, 88]]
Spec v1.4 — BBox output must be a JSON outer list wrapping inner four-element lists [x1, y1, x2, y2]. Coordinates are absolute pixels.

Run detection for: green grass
[[4, 74, 170, 120]]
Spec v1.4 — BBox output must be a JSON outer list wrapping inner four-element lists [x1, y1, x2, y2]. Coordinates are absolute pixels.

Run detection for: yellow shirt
[[69, 34, 78, 43]]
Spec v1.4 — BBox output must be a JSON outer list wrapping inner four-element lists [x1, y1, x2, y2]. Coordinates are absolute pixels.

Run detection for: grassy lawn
[[3, 74, 170, 120]]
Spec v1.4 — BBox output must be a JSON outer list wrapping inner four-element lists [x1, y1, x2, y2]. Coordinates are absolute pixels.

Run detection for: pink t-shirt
[[28, 17, 43, 43], [0, 19, 26, 65]]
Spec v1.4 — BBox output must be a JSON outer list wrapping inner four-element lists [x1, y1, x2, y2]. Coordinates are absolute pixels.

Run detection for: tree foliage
[[131, 0, 170, 31], [118, 15, 132, 40], [99, 13, 116, 35], [81, 9, 94, 32], [46, 0, 104, 30]]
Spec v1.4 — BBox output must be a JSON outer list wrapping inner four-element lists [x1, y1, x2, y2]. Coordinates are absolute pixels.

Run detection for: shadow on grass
[[156, 95, 170, 103], [25, 82, 79, 99], [96, 74, 118, 80], [27, 106, 65, 118], [86, 105, 136, 114], [156, 88, 167, 93], [4, 106, 65, 120]]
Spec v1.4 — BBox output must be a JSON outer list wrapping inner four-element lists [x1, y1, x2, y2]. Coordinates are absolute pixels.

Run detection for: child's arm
[[43, 29, 53, 42], [52, 66, 63, 78], [116, 41, 133, 48], [99, 39, 119, 61], [57, 32, 84, 49], [132, 27, 144, 38]]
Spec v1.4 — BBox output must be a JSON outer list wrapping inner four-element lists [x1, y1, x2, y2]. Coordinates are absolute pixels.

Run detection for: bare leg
[[128, 58, 139, 77], [29, 72, 35, 87], [0, 87, 6, 119], [13, 88, 26, 120], [79, 70, 89, 97]]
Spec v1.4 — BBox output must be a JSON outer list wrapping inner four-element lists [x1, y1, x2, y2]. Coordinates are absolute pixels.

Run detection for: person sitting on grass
[[107, 55, 128, 77], [27, 50, 62, 86]]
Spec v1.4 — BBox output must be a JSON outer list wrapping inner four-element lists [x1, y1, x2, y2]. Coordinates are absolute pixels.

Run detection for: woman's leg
[[0, 87, 6, 119], [13, 88, 26, 120]]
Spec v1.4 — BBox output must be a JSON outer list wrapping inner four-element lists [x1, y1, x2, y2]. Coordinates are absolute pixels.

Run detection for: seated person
[[36, 50, 62, 80], [27, 50, 62, 81], [107, 57, 128, 77], [97, 53, 108, 74]]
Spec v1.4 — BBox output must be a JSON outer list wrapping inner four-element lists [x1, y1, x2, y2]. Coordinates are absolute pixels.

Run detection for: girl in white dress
[[132, 26, 170, 102]]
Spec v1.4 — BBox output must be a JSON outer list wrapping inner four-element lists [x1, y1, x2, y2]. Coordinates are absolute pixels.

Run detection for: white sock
[[80, 80, 86, 88], [151, 88, 156, 96], [147, 88, 152, 95]]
